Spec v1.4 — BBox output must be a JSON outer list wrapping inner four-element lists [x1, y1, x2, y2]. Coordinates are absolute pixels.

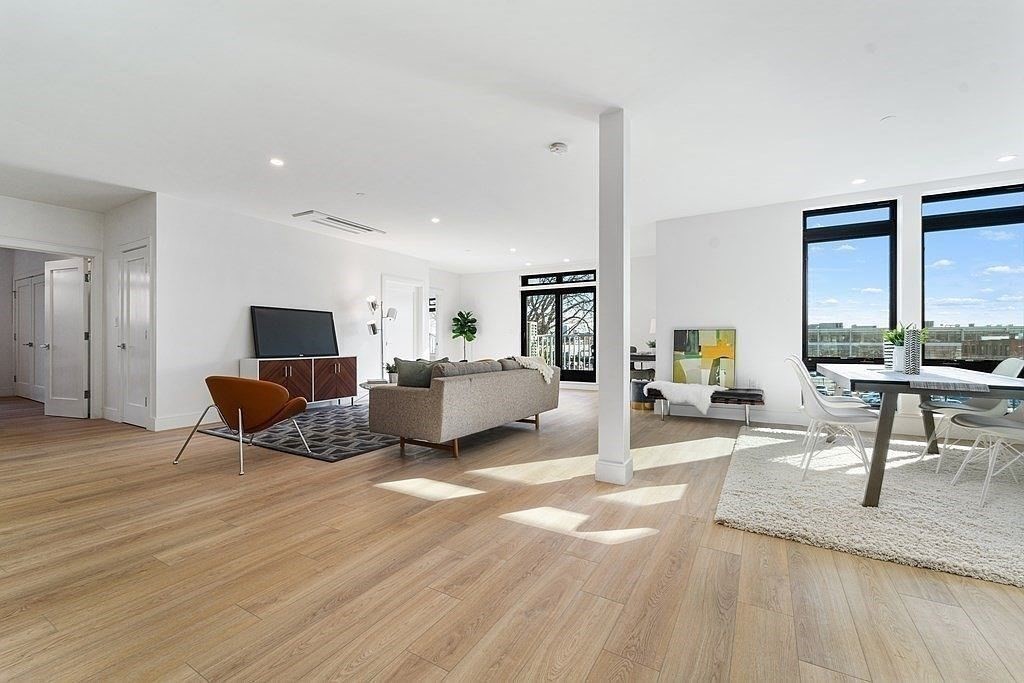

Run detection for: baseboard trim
[[0, 385, 13, 397], [154, 411, 218, 432], [104, 407, 122, 423], [596, 457, 634, 485]]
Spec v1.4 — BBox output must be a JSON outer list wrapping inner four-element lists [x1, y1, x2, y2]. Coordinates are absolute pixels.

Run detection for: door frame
[[118, 239, 153, 428], [520, 284, 597, 383], [0, 237, 102, 417], [380, 273, 427, 362]]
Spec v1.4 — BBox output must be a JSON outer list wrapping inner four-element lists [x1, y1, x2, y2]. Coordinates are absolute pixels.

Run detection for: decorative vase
[[903, 328, 922, 375], [388, 372, 398, 383], [883, 342, 894, 369], [892, 346, 905, 372]]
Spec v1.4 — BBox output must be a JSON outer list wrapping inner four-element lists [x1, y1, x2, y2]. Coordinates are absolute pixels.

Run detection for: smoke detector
[[548, 142, 568, 155], [291, 210, 385, 235]]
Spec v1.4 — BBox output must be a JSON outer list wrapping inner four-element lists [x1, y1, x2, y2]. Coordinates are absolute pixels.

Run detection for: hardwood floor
[[2, 392, 1023, 681]]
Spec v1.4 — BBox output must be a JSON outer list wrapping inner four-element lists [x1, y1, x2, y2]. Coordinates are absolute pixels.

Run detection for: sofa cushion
[[432, 360, 502, 378], [395, 358, 446, 387], [498, 358, 522, 371]]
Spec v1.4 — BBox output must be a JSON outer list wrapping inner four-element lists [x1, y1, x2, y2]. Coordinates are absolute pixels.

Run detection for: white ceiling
[[0, 1, 1021, 272], [0, 163, 148, 213]]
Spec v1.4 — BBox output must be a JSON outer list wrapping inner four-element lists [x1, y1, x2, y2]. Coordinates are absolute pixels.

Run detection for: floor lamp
[[366, 296, 398, 379]]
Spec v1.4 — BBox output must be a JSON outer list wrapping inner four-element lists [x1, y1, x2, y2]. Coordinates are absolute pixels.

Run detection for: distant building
[[807, 322, 1024, 361]]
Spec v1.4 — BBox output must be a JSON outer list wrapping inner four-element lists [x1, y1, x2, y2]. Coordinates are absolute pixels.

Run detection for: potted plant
[[883, 323, 905, 370], [646, 339, 656, 350], [384, 361, 398, 384], [451, 310, 478, 361]]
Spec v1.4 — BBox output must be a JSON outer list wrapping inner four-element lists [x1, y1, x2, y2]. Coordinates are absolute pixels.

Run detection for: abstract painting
[[673, 328, 736, 388]]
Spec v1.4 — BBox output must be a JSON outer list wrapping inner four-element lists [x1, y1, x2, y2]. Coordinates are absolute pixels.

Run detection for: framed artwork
[[673, 328, 736, 388]]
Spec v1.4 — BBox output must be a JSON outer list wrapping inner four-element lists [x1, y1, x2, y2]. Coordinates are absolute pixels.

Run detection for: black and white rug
[[199, 404, 399, 463]]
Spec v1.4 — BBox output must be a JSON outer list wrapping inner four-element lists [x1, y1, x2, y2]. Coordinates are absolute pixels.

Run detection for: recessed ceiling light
[[525, 262, 532, 266], [548, 142, 568, 155], [355, 192, 366, 198], [269, 158, 285, 167], [431, 217, 441, 223], [851, 178, 867, 185], [997, 154, 1018, 163], [563, 258, 570, 263], [509, 247, 517, 253]]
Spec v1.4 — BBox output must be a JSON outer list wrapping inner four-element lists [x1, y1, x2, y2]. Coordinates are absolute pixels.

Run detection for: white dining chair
[[786, 357, 878, 480], [917, 357, 1024, 472], [949, 406, 1024, 508], [786, 355, 869, 446]]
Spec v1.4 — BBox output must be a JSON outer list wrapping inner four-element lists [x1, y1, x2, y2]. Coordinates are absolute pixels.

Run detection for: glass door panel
[[521, 286, 596, 382], [523, 292, 557, 366]]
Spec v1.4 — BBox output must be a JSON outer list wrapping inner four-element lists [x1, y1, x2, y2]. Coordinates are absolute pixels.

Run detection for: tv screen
[[251, 306, 339, 358]]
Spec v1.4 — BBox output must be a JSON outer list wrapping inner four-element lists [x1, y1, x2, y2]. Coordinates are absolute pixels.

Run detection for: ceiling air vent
[[291, 210, 386, 235]]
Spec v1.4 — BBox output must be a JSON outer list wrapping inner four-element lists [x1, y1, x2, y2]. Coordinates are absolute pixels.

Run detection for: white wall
[[13, 250, 70, 280], [102, 194, 157, 424], [152, 194, 436, 430], [0, 249, 13, 395], [656, 168, 1024, 431]]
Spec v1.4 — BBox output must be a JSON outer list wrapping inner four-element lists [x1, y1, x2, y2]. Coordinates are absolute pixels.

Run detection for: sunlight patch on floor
[[500, 506, 658, 545], [375, 478, 485, 501], [469, 437, 735, 485], [596, 484, 687, 507]]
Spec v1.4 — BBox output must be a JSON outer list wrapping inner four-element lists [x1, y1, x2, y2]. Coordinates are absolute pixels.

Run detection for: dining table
[[815, 363, 1024, 507]]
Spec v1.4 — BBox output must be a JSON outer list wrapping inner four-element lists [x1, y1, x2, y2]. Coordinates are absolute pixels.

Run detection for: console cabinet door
[[313, 357, 357, 400], [258, 359, 313, 401]]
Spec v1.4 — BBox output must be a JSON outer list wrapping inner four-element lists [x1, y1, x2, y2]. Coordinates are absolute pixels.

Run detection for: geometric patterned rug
[[198, 403, 400, 463]]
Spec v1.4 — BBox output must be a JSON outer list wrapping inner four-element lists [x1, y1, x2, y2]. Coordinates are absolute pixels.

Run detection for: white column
[[596, 108, 632, 485]]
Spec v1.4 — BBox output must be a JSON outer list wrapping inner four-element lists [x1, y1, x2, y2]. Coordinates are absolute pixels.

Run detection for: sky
[[807, 221, 1024, 329]]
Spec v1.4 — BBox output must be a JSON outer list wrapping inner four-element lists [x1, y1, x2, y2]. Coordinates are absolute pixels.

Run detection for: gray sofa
[[368, 360, 560, 456]]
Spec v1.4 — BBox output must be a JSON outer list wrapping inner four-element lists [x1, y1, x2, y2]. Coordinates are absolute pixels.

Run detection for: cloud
[[928, 259, 955, 268], [979, 287, 995, 293], [929, 297, 986, 306], [835, 244, 856, 252], [819, 297, 840, 305], [980, 230, 1016, 241], [859, 287, 883, 294], [997, 294, 1024, 302], [984, 265, 1024, 274]]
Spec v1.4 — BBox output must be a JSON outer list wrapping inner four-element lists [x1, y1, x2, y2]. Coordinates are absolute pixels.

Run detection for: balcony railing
[[527, 332, 594, 371]]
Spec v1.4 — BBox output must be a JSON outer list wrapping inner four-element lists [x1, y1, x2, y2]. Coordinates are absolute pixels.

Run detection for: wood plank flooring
[[2, 392, 1024, 681]]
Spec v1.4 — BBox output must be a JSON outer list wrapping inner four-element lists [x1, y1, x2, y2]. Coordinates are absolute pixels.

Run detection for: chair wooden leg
[[238, 408, 245, 476], [452, 438, 459, 458]]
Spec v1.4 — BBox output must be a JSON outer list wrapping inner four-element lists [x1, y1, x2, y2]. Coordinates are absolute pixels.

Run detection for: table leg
[[921, 409, 940, 455], [863, 391, 898, 507]]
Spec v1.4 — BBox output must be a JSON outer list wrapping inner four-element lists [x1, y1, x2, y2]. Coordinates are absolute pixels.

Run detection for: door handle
[[117, 343, 127, 350], [22, 342, 33, 347], [40, 343, 50, 350]]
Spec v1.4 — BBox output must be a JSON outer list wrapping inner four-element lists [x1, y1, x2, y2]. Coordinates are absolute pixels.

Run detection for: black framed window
[[521, 269, 596, 287], [803, 201, 897, 368], [922, 184, 1024, 371]]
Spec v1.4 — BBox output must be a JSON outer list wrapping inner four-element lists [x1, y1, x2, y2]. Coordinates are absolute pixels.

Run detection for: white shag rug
[[715, 427, 1024, 587]]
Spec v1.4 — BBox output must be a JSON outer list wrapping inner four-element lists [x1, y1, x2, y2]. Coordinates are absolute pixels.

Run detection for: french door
[[521, 286, 596, 382]]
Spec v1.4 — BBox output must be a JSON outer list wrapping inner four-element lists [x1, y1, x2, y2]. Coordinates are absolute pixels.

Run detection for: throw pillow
[[395, 357, 447, 387]]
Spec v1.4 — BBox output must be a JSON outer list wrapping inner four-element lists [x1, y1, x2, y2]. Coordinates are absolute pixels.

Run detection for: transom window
[[521, 269, 596, 287]]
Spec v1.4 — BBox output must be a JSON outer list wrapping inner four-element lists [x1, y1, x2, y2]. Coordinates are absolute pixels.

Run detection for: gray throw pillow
[[395, 357, 447, 387], [498, 358, 522, 371]]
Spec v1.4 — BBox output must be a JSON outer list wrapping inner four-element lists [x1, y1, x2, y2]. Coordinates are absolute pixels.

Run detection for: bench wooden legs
[[399, 436, 459, 458], [516, 414, 540, 430]]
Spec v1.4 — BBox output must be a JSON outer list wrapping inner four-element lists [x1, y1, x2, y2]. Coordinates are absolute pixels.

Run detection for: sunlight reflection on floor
[[374, 478, 485, 501], [467, 437, 735, 485], [499, 506, 658, 545], [595, 484, 687, 507]]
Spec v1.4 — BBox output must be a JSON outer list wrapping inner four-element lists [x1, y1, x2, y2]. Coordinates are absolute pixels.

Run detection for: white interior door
[[44, 258, 90, 418], [120, 247, 150, 427], [14, 275, 41, 400]]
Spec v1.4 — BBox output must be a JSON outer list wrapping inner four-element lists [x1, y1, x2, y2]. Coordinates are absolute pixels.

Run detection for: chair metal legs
[[293, 419, 312, 454], [237, 408, 245, 476], [173, 404, 215, 465]]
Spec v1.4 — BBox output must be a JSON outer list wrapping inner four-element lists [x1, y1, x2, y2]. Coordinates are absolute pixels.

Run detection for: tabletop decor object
[[903, 326, 922, 375]]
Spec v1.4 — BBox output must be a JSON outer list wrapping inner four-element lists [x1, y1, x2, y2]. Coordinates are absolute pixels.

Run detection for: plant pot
[[388, 373, 398, 383], [883, 342, 894, 369], [892, 346, 905, 372]]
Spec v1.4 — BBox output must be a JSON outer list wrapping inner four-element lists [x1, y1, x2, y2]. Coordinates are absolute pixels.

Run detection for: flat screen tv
[[251, 306, 339, 358]]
